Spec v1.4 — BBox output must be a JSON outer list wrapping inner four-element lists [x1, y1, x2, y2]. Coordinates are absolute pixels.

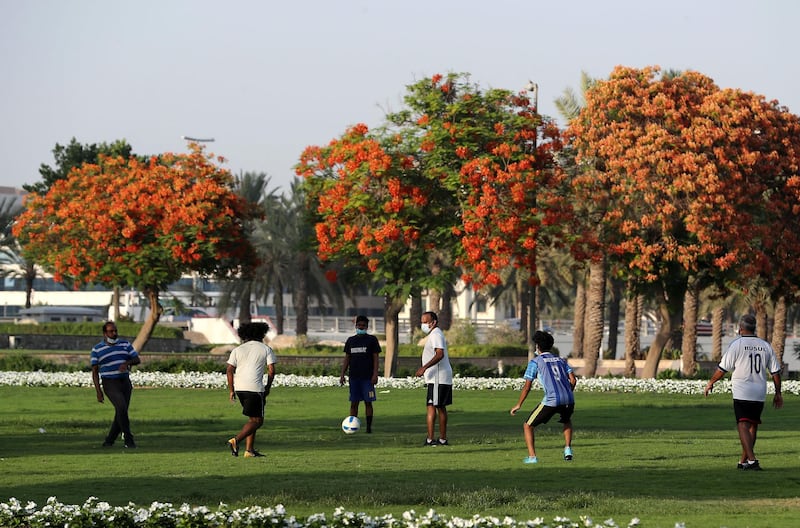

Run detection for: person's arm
[[510, 380, 533, 415], [265, 363, 275, 396], [415, 348, 444, 377], [340, 354, 351, 386], [120, 352, 141, 372], [704, 368, 726, 396], [772, 372, 783, 409], [371, 351, 379, 385], [91, 365, 104, 403], [226, 364, 236, 402], [568, 371, 577, 390]]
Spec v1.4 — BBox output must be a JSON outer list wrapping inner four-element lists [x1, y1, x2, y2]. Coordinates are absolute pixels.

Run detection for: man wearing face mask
[[340, 315, 381, 433], [91, 321, 141, 448], [415, 311, 453, 446]]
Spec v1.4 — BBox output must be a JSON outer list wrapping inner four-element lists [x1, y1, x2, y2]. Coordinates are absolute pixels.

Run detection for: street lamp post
[[181, 136, 215, 142], [525, 81, 539, 359]]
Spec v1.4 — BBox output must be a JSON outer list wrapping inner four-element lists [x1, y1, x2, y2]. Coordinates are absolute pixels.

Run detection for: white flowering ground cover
[[0, 496, 647, 528], [1, 370, 798, 395]]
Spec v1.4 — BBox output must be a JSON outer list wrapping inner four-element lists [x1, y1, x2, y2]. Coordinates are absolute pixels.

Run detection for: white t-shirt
[[719, 335, 781, 402], [421, 327, 453, 385], [227, 341, 277, 392]]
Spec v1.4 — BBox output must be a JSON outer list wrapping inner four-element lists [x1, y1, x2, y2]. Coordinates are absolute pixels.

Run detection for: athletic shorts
[[526, 402, 574, 427], [426, 383, 453, 408], [349, 378, 377, 403], [236, 390, 266, 418], [733, 399, 764, 425]]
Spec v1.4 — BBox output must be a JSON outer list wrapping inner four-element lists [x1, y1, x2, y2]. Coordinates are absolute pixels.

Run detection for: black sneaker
[[124, 440, 136, 449], [741, 460, 761, 471], [437, 438, 449, 446], [422, 439, 436, 447]]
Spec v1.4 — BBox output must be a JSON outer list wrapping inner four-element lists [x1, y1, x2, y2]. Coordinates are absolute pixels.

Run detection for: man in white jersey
[[415, 311, 453, 447], [704, 314, 782, 470], [226, 322, 276, 458]]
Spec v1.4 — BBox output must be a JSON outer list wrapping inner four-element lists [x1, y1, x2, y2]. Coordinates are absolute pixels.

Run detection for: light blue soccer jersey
[[523, 353, 574, 406]]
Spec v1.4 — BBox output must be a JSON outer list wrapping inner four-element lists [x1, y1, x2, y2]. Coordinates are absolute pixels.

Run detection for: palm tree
[[218, 171, 277, 323]]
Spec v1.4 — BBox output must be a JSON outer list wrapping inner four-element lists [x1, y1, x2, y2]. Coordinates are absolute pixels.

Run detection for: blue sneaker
[[523, 456, 538, 464], [564, 447, 573, 461]]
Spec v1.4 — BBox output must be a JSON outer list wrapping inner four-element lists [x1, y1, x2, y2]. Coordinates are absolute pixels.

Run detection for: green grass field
[[0, 384, 798, 528]]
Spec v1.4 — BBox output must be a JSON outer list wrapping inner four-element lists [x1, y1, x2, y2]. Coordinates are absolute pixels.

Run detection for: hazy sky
[[2, 0, 798, 194]]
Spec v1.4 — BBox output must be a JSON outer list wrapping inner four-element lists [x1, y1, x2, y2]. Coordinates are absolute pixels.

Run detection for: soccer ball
[[341, 415, 360, 434]]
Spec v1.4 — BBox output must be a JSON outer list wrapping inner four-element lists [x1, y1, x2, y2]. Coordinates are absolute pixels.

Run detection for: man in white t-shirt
[[704, 314, 782, 470], [415, 311, 453, 447], [226, 322, 277, 458]]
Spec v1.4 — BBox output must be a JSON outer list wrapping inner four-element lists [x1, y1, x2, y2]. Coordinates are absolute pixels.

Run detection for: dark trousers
[[102, 376, 134, 443]]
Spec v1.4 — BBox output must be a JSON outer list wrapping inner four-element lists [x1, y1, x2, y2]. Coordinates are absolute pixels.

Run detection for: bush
[[485, 325, 525, 345], [444, 319, 478, 346], [0, 321, 182, 339]]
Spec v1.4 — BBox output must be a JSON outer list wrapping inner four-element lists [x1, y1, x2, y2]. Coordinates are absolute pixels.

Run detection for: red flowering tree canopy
[[13, 145, 258, 292]]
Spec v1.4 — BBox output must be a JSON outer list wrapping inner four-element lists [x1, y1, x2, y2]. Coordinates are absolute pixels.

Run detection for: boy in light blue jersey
[[510, 330, 577, 464]]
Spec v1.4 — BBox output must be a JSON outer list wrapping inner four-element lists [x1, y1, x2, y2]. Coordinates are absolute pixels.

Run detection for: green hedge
[[0, 322, 182, 339]]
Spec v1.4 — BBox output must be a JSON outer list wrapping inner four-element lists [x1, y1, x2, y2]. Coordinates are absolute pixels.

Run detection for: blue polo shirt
[[91, 340, 139, 379]]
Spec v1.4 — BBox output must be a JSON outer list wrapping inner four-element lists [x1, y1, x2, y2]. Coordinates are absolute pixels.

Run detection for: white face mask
[[106, 337, 118, 345], [421, 323, 432, 334]]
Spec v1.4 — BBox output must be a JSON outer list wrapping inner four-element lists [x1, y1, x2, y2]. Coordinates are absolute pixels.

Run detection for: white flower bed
[[0, 496, 643, 528], [1, 370, 797, 395]]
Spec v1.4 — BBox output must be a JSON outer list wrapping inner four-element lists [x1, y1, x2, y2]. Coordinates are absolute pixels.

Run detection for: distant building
[[17, 306, 105, 323]]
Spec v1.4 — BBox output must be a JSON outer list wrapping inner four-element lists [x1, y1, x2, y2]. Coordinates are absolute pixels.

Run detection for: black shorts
[[525, 402, 574, 427], [733, 399, 764, 425], [236, 391, 266, 418], [426, 383, 452, 408]]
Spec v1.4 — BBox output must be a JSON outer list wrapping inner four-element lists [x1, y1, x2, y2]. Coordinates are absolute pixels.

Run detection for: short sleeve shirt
[[344, 333, 381, 379], [718, 335, 781, 402], [91, 340, 139, 379], [421, 327, 453, 385], [227, 341, 277, 392], [523, 353, 574, 406]]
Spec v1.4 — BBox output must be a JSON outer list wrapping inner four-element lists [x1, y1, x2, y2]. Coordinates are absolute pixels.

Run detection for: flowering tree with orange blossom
[[299, 73, 570, 375], [13, 144, 258, 351], [569, 65, 800, 377]]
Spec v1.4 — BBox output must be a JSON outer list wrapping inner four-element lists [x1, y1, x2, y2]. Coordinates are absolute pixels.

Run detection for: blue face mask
[[356, 328, 367, 335]]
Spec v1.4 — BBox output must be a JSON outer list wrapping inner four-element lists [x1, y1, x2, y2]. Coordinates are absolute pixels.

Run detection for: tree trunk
[[711, 305, 725, 362], [440, 285, 454, 330], [409, 292, 422, 341], [623, 288, 641, 377], [112, 286, 121, 321], [754, 300, 768, 340], [238, 282, 252, 325], [771, 293, 788, 367], [24, 262, 35, 309], [295, 251, 309, 336], [680, 278, 699, 377], [606, 277, 622, 359], [429, 290, 442, 317], [383, 296, 405, 377], [133, 286, 161, 353], [274, 279, 285, 334], [518, 274, 529, 344], [581, 259, 606, 377], [642, 285, 685, 378], [572, 270, 587, 359]]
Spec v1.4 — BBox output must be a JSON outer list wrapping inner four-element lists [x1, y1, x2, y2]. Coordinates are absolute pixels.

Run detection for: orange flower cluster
[[14, 145, 257, 290]]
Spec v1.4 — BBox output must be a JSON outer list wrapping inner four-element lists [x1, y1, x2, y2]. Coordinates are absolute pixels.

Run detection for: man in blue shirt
[[91, 321, 140, 448], [510, 330, 577, 464]]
